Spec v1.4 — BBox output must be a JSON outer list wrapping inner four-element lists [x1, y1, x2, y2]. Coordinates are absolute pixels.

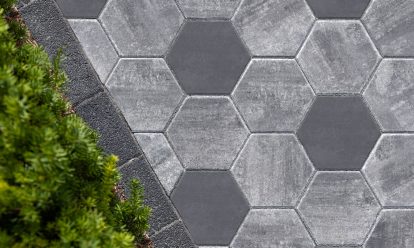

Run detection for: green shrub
[[0, 5, 150, 248]]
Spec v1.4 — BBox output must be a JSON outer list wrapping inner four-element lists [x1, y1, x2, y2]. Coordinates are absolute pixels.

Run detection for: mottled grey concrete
[[177, 0, 240, 19], [364, 59, 414, 131], [100, 0, 183, 56], [151, 221, 196, 248], [297, 21, 380, 94], [166, 21, 250, 95], [55, 0, 107, 18], [171, 171, 249, 245], [306, 0, 370, 18], [135, 133, 184, 195], [365, 210, 414, 248], [363, 134, 414, 207], [106, 59, 184, 132], [231, 134, 314, 207], [232, 0, 315, 56], [68, 19, 118, 82], [231, 209, 314, 248], [298, 172, 381, 245], [363, 0, 414, 57], [167, 97, 249, 170], [232, 59, 314, 132]]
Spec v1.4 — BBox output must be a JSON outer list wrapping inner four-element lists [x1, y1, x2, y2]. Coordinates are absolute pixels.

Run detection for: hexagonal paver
[[364, 59, 414, 131], [363, 0, 414, 57], [106, 59, 184, 131], [297, 21, 380, 94], [135, 133, 184, 195], [365, 210, 414, 248], [363, 134, 414, 207], [166, 97, 249, 170], [297, 96, 381, 171], [171, 171, 249, 245], [166, 21, 250, 95], [233, 0, 314, 56], [177, 0, 241, 19], [232, 59, 315, 132], [100, 0, 183, 56], [232, 209, 314, 248], [231, 134, 314, 207], [298, 172, 381, 245], [56, 0, 107, 18], [306, 0, 371, 19]]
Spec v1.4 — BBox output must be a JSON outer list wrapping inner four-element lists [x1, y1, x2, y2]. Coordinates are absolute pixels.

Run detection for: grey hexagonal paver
[[232, 59, 315, 132], [167, 97, 249, 170], [232, 0, 315, 56], [363, 134, 414, 207], [363, 0, 414, 57], [177, 0, 240, 19], [231, 134, 314, 207], [298, 172, 381, 245], [106, 59, 184, 131], [297, 21, 380, 94], [364, 59, 414, 131], [56, 0, 107, 18], [100, 0, 183, 56], [232, 209, 314, 248], [306, 0, 370, 19]]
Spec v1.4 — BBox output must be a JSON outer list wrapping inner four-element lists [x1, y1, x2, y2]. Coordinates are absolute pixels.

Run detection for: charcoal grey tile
[[106, 59, 184, 132], [231, 209, 314, 248], [232, 59, 315, 132], [232, 0, 315, 56], [171, 171, 249, 246], [231, 134, 314, 207], [363, 0, 414, 57], [306, 0, 371, 19], [151, 221, 196, 248], [365, 210, 414, 248], [317, 246, 361, 248], [363, 134, 414, 207], [55, 0, 107, 18], [166, 21, 250, 95], [363, 59, 414, 131], [298, 172, 380, 245], [100, 0, 183, 56], [297, 21, 380, 93], [177, 0, 240, 19], [297, 96, 381, 171], [166, 97, 249, 170]]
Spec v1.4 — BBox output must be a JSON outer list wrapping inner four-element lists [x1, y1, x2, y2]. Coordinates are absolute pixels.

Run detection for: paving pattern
[[60, 0, 414, 246]]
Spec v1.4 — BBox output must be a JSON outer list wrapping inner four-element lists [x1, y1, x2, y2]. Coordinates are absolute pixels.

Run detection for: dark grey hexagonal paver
[[297, 96, 381, 171], [166, 21, 250, 95], [171, 171, 249, 246], [306, 0, 371, 19], [56, 0, 107, 18], [177, 0, 241, 19]]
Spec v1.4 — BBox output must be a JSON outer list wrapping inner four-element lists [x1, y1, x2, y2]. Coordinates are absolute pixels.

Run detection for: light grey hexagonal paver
[[298, 172, 381, 245], [364, 59, 414, 131], [68, 19, 118, 82], [232, 0, 315, 56], [135, 133, 184, 195], [100, 0, 184, 56], [167, 97, 249, 170], [232, 134, 314, 207], [231, 209, 315, 248], [297, 21, 380, 94], [232, 59, 315, 132], [363, 134, 414, 207], [177, 0, 240, 19], [106, 59, 184, 131]]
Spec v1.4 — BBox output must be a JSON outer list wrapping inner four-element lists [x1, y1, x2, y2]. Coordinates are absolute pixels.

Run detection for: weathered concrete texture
[[177, 0, 240, 19], [151, 221, 196, 248], [231, 134, 314, 207], [55, 0, 107, 18], [200, 247, 228, 248], [298, 21, 380, 94], [167, 97, 249, 170], [363, 0, 414, 57], [135, 133, 184, 195], [298, 172, 381, 245], [306, 0, 370, 18], [365, 210, 414, 248], [99, 0, 184, 56], [232, 59, 314, 132], [106, 59, 184, 132], [232, 0, 314, 56], [317, 246, 361, 248], [364, 59, 414, 131], [363, 134, 414, 207], [231, 209, 314, 248], [68, 19, 118, 82], [171, 171, 249, 246]]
